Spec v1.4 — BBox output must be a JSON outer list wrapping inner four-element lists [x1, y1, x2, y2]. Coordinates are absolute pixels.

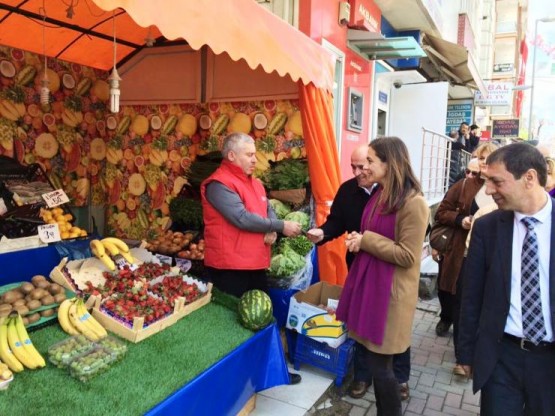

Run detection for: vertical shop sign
[[348, 0, 381, 32], [446, 102, 473, 135]]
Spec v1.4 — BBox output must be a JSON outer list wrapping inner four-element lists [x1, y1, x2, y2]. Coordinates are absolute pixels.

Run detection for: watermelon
[[238, 290, 273, 331]]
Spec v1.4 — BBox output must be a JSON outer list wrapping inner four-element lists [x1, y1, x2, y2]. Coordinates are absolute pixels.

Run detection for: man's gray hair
[[222, 132, 254, 158]]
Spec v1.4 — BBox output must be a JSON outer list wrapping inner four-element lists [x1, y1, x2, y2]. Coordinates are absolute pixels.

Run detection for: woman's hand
[[432, 248, 442, 262], [461, 215, 473, 230], [345, 231, 362, 253]]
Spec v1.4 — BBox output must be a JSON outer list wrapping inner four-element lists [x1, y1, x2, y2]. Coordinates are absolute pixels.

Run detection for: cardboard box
[[286, 282, 347, 348]]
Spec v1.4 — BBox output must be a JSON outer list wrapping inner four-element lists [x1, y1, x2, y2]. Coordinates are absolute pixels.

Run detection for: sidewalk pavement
[[305, 297, 481, 416]]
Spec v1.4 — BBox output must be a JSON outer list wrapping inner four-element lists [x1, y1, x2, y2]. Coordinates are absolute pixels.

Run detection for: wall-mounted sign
[[348, 0, 381, 32], [492, 119, 519, 137], [378, 91, 388, 104], [493, 63, 514, 74], [474, 82, 513, 106], [347, 88, 364, 132], [446, 101, 473, 135]]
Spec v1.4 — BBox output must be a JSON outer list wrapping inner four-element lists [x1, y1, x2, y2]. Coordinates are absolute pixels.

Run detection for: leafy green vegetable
[[284, 211, 310, 231], [269, 199, 291, 219], [279, 235, 313, 257], [263, 159, 308, 190], [169, 197, 204, 230], [268, 247, 306, 278]]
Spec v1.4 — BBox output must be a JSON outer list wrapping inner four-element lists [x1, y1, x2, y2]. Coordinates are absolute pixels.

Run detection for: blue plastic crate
[[293, 334, 354, 386]]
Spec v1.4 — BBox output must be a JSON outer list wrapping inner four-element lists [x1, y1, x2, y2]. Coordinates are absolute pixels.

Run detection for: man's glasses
[[465, 169, 479, 177]]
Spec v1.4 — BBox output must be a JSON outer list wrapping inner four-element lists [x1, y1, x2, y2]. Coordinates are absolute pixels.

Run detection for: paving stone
[[461, 403, 481, 414], [341, 396, 372, 407], [412, 364, 438, 375], [418, 372, 436, 387], [426, 394, 444, 411], [442, 405, 479, 415], [348, 405, 367, 416], [462, 389, 481, 407], [422, 409, 449, 416], [406, 397, 426, 413], [445, 392, 462, 408]]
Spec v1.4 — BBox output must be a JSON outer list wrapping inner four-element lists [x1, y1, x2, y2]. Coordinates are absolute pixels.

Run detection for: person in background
[[465, 158, 480, 179], [434, 142, 497, 348], [337, 137, 429, 415], [306, 145, 412, 401], [545, 157, 555, 197], [459, 143, 555, 415], [201, 132, 302, 384], [467, 124, 481, 154]]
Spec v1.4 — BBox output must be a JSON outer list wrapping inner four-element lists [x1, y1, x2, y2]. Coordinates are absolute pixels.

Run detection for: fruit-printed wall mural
[[0, 46, 306, 240]]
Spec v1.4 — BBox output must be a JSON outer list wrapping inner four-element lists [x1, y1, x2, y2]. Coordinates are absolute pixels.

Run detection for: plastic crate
[[293, 333, 354, 386]]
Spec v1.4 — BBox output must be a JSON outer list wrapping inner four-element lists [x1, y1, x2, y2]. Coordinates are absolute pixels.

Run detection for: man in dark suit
[[459, 142, 555, 415]]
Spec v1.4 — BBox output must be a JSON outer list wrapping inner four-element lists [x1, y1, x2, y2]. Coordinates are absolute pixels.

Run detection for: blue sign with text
[[446, 103, 473, 136]]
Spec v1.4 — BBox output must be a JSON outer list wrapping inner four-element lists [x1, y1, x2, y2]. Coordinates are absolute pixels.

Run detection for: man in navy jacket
[[459, 143, 555, 415]]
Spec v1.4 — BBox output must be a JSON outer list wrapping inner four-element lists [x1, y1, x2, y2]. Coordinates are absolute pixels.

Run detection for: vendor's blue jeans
[[354, 343, 411, 384]]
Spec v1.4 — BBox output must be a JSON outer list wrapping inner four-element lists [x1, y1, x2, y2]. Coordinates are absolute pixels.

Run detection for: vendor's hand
[[345, 231, 362, 253], [462, 215, 473, 230], [283, 221, 301, 237], [264, 231, 277, 245], [305, 228, 324, 243]]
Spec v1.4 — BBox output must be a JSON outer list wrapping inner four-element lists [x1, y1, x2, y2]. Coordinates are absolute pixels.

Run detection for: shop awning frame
[[421, 33, 487, 95], [347, 29, 427, 61], [0, 0, 335, 92]]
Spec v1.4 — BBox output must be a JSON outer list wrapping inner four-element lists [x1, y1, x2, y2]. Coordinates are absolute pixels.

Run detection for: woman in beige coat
[[337, 137, 429, 416]]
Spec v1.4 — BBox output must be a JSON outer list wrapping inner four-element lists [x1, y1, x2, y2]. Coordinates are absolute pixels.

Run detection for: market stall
[[0, 0, 348, 411]]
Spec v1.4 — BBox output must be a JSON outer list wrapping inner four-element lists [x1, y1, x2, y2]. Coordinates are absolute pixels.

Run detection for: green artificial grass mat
[[0, 301, 254, 416]]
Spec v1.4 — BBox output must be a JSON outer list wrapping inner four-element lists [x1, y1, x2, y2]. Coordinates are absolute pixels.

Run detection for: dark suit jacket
[[458, 203, 555, 393]]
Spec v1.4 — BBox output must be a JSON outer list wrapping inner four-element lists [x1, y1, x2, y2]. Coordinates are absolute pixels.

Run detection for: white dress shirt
[[505, 193, 553, 341]]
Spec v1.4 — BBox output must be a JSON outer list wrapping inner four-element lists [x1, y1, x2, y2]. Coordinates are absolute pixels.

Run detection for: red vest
[[201, 160, 270, 270]]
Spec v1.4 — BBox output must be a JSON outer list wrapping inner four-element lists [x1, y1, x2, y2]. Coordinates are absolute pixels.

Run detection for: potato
[[0, 303, 12, 313], [27, 313, 40, 324], [22, 316, 29, 326], [0, 309, 11, 318], [53, 293, 66, 304], [25, 294, 34, 303], [31, 275, 47, 286], [19, 282, 35, 294], [41, 295, 55, 306], [12, 299, 26, 307], [35, 280, 50, 290], [13, 305, 29, 316], [40, 308, 54, 317], [26, 299, 42, 311], [30, 288, 47, 300], [48, 284, 64, 295], [2, 291, 18, 304]]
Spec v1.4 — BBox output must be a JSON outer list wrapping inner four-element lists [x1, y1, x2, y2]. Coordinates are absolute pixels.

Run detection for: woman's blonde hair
[[474, 142, 498, 159]]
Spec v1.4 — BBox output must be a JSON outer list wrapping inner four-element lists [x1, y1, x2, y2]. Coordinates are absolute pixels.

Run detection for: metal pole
[[527, 18, 539, 140]]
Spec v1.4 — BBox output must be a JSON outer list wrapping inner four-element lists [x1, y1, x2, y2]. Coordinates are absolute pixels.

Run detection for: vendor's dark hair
[[487, 142, 547, 187], [369, 136, 422, 214]]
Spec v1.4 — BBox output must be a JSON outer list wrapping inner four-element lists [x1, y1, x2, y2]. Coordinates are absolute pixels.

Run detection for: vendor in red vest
[[201, 132, 301, 294], [201, 132, 303, 384]]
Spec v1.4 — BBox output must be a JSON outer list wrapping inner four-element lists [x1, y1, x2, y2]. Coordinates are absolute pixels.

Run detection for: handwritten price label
[[38, 223, 61, 243], [175, 258, 192, 273], [155, 254, 173, 266], [42, 189, 70, 208]]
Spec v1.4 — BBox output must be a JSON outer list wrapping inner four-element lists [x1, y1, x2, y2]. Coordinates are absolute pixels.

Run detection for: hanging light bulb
[[145, 27, 156, 47], [40, 4, 50, 106], [109, 12, 122, 113]]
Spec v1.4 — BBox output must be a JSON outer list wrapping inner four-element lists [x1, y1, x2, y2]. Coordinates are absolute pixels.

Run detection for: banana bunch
[[58, 298, 107, 341], [90, 238, 135, 271], [0, 315, 45, 371], [0, 361, 13, 382]]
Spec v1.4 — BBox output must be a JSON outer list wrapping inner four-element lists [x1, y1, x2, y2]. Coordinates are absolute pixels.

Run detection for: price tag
[[175, 258, 192, 273], [38, 223, 61, 243], [42, 189, 70, 208], [155, 254, 173, 265]]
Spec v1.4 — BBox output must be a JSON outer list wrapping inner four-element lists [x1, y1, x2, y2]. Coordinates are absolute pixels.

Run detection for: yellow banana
[[57, 299, 80, 336], [6, 317, 37, 369], [68, 301, 99, 341], [76, 300, 107, 339], [102, 237, 135, 264], [101, 239, 120, 258], [13, 314, 45, 368], [90, 239, 116, 271], [0, 319, 23, 373]]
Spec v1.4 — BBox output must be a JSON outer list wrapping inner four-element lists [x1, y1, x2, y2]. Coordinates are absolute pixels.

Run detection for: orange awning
[[0, 0, 334, 91]]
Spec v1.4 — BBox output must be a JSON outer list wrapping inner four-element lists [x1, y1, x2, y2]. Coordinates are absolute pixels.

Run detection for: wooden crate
[[90, 283, 212, 343]]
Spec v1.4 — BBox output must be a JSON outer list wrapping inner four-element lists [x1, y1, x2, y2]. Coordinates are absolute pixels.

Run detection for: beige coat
[[350, 195, 429, 355]]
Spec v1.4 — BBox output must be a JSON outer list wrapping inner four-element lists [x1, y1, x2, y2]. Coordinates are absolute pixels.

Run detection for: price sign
[[38, 223, 61, 243], [42, 189, 70, 208], [175, 258, 192, 273], [155, 254, 173, 266]]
